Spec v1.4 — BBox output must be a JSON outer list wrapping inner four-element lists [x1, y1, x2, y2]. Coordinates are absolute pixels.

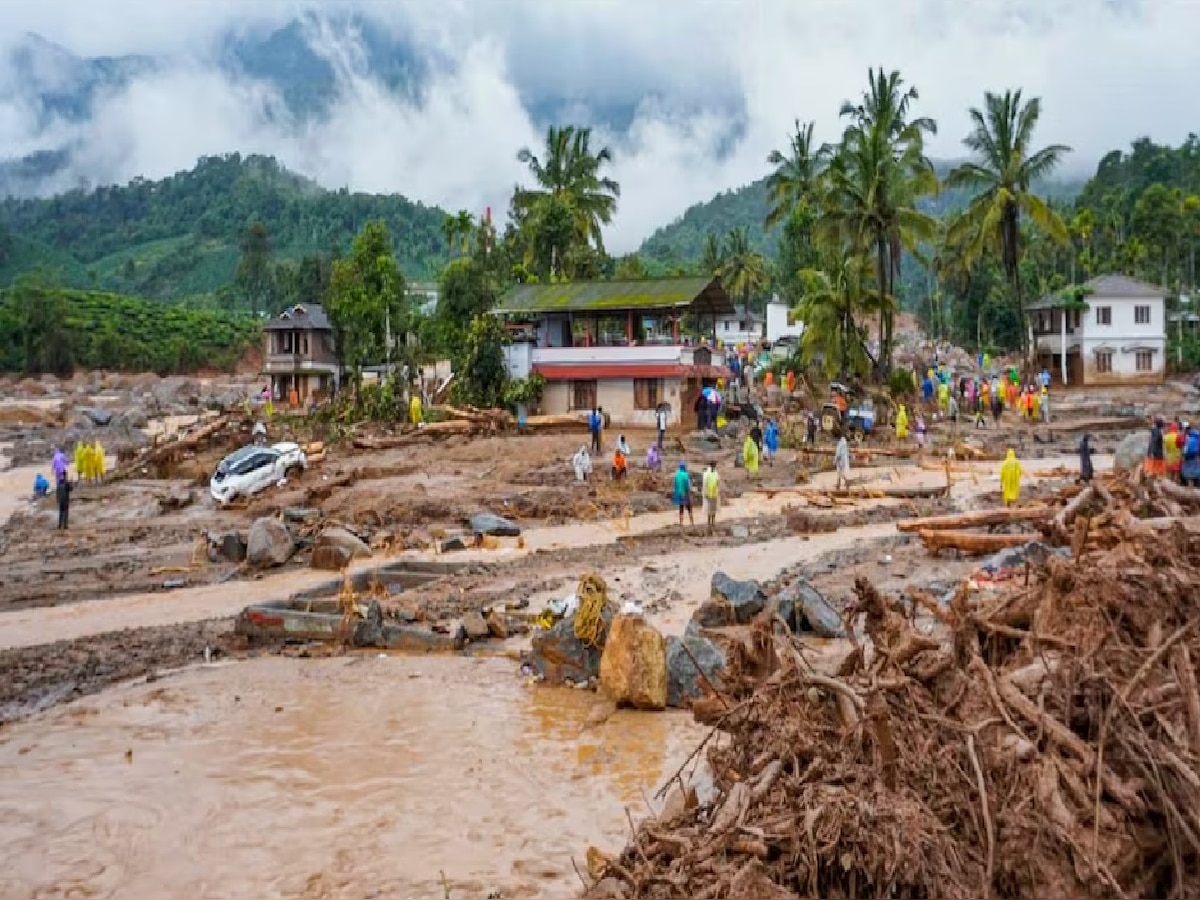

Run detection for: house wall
[[537, 378, 685, 425], [766, 301, 804, 343], [1080, 295, 1166, 384]]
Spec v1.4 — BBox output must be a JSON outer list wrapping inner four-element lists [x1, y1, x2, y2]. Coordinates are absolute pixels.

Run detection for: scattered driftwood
[[114, 413, 237, 478], [916, 529, 1039, 554], [352, 419, 473, 449], [897, 505, 1051, 533], [591, 524, 1200, 900]]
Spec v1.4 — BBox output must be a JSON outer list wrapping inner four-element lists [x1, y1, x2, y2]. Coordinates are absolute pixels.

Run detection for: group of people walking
[[1144, 417, 1200, 486]]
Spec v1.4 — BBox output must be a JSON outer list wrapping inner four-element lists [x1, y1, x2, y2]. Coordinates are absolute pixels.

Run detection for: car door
[[243, 452, 278, 496]]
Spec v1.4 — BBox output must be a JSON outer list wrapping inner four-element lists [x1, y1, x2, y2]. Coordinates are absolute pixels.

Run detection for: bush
[[888, 368, 917, 398]]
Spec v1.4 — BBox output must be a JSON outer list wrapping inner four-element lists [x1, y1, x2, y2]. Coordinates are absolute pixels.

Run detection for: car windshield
[[217, 446, 270, 476]]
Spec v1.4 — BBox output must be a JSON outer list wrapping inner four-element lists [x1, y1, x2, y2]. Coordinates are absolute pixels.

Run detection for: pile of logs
[[351, 405, 588, 450]]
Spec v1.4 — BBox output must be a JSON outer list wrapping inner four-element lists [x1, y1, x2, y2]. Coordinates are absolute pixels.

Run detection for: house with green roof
[[494, 277, 736, 426]]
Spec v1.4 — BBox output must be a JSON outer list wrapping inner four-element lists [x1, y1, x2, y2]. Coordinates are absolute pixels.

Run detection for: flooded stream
[[0, 655, 708, 900]]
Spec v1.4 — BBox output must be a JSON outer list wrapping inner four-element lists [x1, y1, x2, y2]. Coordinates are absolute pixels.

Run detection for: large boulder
[[461, 610, 491, 641], [315, 526, 372, 560], [78, 407, 113, 427], [469, 512, 521, 537], [311, 544, 351, 571], [1114, 431, 1150, 472], [710, 572, 766, 624], [774, 579, 844, 638], [666, 623, 728, 708], [600, 615, 668, 710], [529, 611, 611, 684], [246, 517, 295, 568]]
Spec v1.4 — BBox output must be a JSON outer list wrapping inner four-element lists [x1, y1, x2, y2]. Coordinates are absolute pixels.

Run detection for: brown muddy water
[[0, 655, 708, 900]]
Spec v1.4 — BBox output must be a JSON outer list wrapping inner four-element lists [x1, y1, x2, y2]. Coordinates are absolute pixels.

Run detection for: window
[[1135, 305, 1151, 325], [1096, 351, 1113, 374], [1136, 350, 1154, 372], [634, 379, 662, 410], [1071, 309, 1082, 330], [571, 380, 597, 411], [1096, 306, 1112, 326]]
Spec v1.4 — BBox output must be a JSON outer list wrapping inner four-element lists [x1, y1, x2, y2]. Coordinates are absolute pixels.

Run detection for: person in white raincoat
[[572, 446, 593, 482]]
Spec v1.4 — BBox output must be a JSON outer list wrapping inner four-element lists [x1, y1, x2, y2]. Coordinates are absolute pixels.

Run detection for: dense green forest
[[0, 154, 450, 303], [0, 277, 259, 375]]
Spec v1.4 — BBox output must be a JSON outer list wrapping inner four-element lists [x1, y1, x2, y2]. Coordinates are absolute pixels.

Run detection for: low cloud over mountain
[[1, 0, 1197, 251]]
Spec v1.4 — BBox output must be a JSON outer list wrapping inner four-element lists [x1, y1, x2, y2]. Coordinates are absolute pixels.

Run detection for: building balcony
[[263, 353, 340, 374], [1034, 332, 1082, 354]]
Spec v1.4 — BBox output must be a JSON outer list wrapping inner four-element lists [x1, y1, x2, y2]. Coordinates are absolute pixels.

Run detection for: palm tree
[[944, 89, 1071, 356], [455, 210, 475, 256], [440, 214, 458, 258], [794, 250, 876, 378], [719, 227, 769, 310], [765, 120, 829, 229], [516, 125, 620, 256], [700, 232, 724, 277], [826, 69, 939, 372]]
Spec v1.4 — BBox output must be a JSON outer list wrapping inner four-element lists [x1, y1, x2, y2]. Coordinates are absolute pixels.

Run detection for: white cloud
[[2, 0, 1198, 253]]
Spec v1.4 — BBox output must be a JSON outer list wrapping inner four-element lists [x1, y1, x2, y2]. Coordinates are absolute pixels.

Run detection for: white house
[[766, 297, 804, 344], [714, 305, 763, 346], [1030, 274, 1167, 386]]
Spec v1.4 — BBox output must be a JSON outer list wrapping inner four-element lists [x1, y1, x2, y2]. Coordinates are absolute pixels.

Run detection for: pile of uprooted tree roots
[[587, 522, 1200, 899]]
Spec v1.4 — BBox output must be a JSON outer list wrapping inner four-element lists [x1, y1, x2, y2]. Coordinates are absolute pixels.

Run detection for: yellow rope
[[573, 572, 610, 648]]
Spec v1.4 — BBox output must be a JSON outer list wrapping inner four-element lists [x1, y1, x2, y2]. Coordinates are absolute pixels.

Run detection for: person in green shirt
[[702, 462, 720, 535], [672, 462, 694, 531]]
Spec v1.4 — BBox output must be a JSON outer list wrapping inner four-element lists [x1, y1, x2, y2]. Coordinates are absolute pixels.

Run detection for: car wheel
[[284, 465, 303, 479]]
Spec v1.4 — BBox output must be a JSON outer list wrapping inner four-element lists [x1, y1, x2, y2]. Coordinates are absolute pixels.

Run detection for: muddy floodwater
[[0, 655, 708, 900]]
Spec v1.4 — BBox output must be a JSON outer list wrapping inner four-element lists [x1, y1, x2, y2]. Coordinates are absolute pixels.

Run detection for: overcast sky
[[2, 0, 1197, 252]]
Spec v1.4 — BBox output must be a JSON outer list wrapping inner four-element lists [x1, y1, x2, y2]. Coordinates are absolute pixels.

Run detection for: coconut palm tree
[[825, 69, 939, 372], [765, 120, 829, 229], [794, 251, 876, 378], [944, 89, 1071, 356], [719, 227, 769, 310], [516, 125, 620, 256], [700, 232, 724, 277]]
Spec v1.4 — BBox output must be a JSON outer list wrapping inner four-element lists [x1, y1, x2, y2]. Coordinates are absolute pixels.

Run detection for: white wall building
[[1031, 274, 1167, 386], [714, 305, 763, 346], [765, 298, 804, 344]]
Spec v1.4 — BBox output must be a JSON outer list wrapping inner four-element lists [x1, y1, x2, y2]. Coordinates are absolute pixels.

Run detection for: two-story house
[[262, 303, 340, 403], [1030, 274, 1167, 386], [715, 304, 764, 347], [495, 277, 735, 425]]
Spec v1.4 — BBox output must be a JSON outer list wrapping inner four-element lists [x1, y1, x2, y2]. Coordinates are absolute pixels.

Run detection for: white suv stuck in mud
[[210, 442, 307, 505]]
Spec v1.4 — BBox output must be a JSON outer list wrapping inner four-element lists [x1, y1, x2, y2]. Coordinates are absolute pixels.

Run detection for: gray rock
[[439, 536, 467, 553], [978, 541, 1067, 573], [1114, 431, 1150, 472], [118, 406, 149, 429], [528, 611, 611, 684], [208, 530, 246, 564], [379, 622, 465, 652], [315, 526, 372, 560], [469, 512, 521, 537], [777, 579, 844, 638], [246, 517, 295, 568], [461, 610, 491, 641], [710, 572, 766, 624], [78, 407, 113, 427], [283, 507, 322, 525], [691, 598, 734, 628], [666, 631, 727, 707]]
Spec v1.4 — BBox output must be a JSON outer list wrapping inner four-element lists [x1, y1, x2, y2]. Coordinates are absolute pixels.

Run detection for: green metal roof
[[495, 277, 734, 315]]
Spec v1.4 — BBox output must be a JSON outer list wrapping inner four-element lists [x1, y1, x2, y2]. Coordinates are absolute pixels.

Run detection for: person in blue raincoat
[[763, 419, 780, 466]]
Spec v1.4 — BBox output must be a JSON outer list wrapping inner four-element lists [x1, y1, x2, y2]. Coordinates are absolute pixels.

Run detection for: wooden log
[[799, 446, 916, 459], [116, 413, 234, 476], [897, 505, 1052, 533], [917, 529, 1040, 554], [1052, 484, 1096, 541], [1157, 479, 1200, 506], [352, 419, 474, 449], [524, 414, 591, 432]]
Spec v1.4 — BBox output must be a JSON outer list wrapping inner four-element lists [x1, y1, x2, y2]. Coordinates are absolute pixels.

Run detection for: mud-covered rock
[[666, 625, 727, 707], [710, 572, 766, 624], [469, 512, 521, 537], [600, 615, 667, 710], [485, 608, 509, 639], [310, 544, 351, 571], [246, 517, 295, 568], [208, 530, 246, 564], [1115, 431, 1150, 472], [379, 622, 465, 652], [692, 598, 734, 628], [529, 611, 611, 684], [283, 507, 322, 525], [461, 610, 491, 641], [315, 526, 372, 561]]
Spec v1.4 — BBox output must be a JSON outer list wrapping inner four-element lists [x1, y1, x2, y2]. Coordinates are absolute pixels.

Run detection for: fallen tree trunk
[[1157, 479, 1200, 506], [917, 529, 1041, 554], [352, 419, 473, 449], [897, 506, 1052, 533], [524, 414, 590, 433], [1051, 484, 1096, 541], [799, 446, 916, 459], [116, 413, 234, 477]]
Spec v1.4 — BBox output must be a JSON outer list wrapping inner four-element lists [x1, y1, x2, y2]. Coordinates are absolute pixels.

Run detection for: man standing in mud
[[588, 407, 603, 453], [56, 475, 72, 530]]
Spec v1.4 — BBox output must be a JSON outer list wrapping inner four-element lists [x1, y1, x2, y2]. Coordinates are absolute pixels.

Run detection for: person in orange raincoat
[[784, 370, 796, 393]]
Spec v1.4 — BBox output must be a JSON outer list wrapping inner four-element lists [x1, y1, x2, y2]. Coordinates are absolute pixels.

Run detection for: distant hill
[[638, 163, 1087, 265], [0, 153, 450, 300]]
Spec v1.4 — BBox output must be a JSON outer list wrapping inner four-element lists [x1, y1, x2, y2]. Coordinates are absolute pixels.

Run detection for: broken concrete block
[[599, 614, 667, 710]]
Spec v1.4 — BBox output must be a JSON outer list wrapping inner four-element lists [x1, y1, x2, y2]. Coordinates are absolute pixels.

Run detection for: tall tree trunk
[[876, 239, 888, 379]]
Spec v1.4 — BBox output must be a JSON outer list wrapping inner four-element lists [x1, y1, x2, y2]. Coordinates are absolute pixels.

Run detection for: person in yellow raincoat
[[895, 404, 909, 440], [73, 442, 85, 482], [409, 393, 423, 425], [936, 379, 950, 411], [1000, 449, 1022, 507], [742, 432, 760, 476], [94, 440, 105, 481]]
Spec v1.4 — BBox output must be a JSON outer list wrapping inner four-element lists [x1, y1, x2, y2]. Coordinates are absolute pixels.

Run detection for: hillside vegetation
[[0, 154, 450, 302], [0, 279, 259, 375]]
